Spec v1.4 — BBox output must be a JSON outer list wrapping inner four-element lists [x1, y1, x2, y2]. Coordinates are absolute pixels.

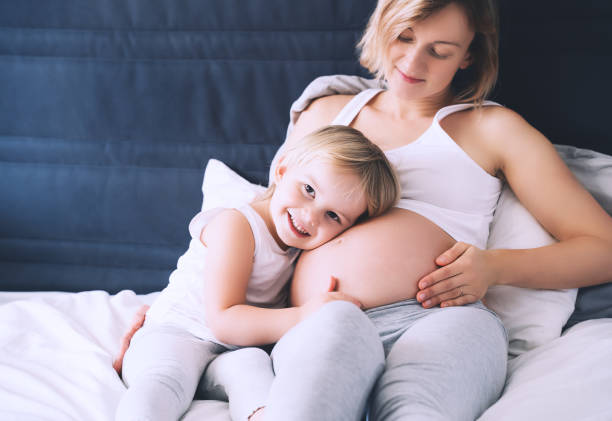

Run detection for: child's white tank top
[[333, 88, 502, 249], [146, 205, 299, 347]]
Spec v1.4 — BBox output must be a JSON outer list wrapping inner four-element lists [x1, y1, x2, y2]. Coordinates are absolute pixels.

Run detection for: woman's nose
[[401, 46, 426, 72]]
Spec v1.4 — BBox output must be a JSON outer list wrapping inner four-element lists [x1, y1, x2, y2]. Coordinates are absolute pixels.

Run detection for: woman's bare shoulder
[[288, 94, 355, 142], [453, 104, 536, 145], [301, 94, 354, 123]]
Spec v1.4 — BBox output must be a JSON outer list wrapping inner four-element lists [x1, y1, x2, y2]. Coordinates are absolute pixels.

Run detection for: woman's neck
[[377, 89, 454, 122]]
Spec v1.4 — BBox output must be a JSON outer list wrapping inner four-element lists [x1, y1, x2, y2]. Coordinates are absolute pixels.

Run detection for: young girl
[[114, 125, 399, 421]]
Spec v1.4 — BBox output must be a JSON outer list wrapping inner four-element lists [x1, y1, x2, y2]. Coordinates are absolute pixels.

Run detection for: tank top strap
[[331, 88, 385, 126], [433, 100, 501, 123], [236, 204, 288, 256]]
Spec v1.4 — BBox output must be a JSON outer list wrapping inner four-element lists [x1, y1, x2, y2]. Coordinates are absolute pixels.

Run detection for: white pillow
[[485, 185, 577, 358], [201, 159, 266, 212]]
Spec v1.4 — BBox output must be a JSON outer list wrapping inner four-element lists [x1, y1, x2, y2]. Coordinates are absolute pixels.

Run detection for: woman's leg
[[115, 323, 222, 421], [369, 305, 508, 421], [202, 347, 275, 420], [264, 301, 385, 421]]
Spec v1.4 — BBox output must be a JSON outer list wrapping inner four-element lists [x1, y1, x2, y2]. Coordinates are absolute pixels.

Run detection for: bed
[[1, 1, 612, 420]]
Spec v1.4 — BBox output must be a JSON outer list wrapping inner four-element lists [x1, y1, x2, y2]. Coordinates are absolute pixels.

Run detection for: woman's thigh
[[266, 301, 385, 421], [369, 305, 508, 421]]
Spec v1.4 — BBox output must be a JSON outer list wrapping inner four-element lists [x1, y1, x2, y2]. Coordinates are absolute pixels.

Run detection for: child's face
[[269, 159, 368, 250]]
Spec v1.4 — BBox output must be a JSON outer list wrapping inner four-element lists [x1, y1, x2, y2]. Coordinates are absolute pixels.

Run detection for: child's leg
[[264, 301, 385, 421], [201, 347, 274, 420], [115, 323, 223, 421]]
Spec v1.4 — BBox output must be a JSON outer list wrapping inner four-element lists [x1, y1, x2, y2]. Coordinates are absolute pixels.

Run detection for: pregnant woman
[[116, 1, 612, 419], [261, 0, 612, 420]]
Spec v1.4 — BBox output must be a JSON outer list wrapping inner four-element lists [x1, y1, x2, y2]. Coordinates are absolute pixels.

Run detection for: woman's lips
[[397, 68, 424, 84]]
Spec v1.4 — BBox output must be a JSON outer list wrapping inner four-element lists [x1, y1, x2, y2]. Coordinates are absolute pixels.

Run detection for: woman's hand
[[416, 242, 499, 308], [298, 276, 363, 321]]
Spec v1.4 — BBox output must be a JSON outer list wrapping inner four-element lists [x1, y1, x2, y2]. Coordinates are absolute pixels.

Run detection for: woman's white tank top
[[333, 88, 502, 249]]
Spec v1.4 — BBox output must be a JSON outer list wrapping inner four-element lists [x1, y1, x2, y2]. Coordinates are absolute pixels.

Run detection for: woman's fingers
[[419, 283, 477, 308], [440, 294, 475, 308], [417, 269, 465, 307], [417, 265, 461, 301], [417, 243, 494, 308], [435, 241, 469, 266]]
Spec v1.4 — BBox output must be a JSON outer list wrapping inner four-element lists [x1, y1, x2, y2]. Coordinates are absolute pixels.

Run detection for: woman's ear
[[459, 51, 472, 70]]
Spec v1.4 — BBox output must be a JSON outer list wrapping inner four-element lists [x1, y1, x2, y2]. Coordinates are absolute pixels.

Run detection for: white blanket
[[0, 291, 230, 421], [1, 290, 611, 420]]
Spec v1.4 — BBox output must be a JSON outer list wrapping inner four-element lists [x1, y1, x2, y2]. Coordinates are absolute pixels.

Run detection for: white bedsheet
[[0, 290, 610, 420]]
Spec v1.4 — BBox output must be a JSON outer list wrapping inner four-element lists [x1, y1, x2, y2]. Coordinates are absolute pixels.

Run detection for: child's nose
[[302, 207, 317, 227]]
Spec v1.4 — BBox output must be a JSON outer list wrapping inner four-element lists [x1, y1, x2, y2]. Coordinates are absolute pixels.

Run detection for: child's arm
[[202, 210, 359, 346]]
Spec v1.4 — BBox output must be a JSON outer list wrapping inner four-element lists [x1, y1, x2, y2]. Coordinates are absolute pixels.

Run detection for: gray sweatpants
[[212, 299, 507, 421], [118, 299, 507, 421]]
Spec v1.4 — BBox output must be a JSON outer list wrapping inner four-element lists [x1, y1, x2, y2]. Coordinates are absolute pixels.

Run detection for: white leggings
[[116, 303, 384, 421], [116, 324, 277, 421]]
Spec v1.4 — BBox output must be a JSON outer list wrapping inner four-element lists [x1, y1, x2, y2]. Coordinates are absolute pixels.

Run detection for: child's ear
[[273, 158, 288, 183]]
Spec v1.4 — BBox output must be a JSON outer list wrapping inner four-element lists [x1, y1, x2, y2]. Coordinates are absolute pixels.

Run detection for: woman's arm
[[203, 210, 360, 346], [489, 108, 612, 288], [417, 107, 612, 307]]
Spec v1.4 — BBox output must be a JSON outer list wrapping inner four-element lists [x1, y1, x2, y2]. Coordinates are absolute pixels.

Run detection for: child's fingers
[[328, 276, 338, 292], [329, 292, 362, 309], [132, 304, 149, 325], [113, 304, 150, 376]]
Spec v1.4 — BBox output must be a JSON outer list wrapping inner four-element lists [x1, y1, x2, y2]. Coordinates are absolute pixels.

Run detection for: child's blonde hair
[[266, 125, 399, 218], [358, 0, 499, 105]]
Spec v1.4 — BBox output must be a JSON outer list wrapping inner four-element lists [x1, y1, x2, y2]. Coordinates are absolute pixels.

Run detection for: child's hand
[[298, 276, 362, 321], [112, 304, 149, 376]]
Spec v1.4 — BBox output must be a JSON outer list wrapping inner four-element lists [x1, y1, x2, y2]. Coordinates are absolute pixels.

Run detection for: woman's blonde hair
[[358, 0, 499, 105], [265, 125, 399, 219]]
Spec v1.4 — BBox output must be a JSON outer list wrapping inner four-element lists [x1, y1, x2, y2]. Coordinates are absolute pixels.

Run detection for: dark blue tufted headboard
[[1, 0, 611, 294], [0, 0, 376, 293]]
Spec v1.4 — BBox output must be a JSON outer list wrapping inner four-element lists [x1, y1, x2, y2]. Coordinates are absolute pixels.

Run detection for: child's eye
[[303, 184, 315, 197], [326, 211, 340, 223]]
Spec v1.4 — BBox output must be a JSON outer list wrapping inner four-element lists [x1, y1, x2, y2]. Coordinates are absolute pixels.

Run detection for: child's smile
[[287, 209, 310, 237]]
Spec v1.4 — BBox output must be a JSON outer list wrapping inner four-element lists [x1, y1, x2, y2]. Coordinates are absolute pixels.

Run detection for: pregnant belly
[[290, 208, 456, 309]]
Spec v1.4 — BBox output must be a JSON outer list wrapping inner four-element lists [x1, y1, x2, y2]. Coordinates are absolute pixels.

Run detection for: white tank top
[[333, 88, 502, 249], [146, 205, 299, 347]]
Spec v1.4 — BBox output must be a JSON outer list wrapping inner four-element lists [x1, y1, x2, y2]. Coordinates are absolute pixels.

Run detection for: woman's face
[[385, 2, 475, 102]]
